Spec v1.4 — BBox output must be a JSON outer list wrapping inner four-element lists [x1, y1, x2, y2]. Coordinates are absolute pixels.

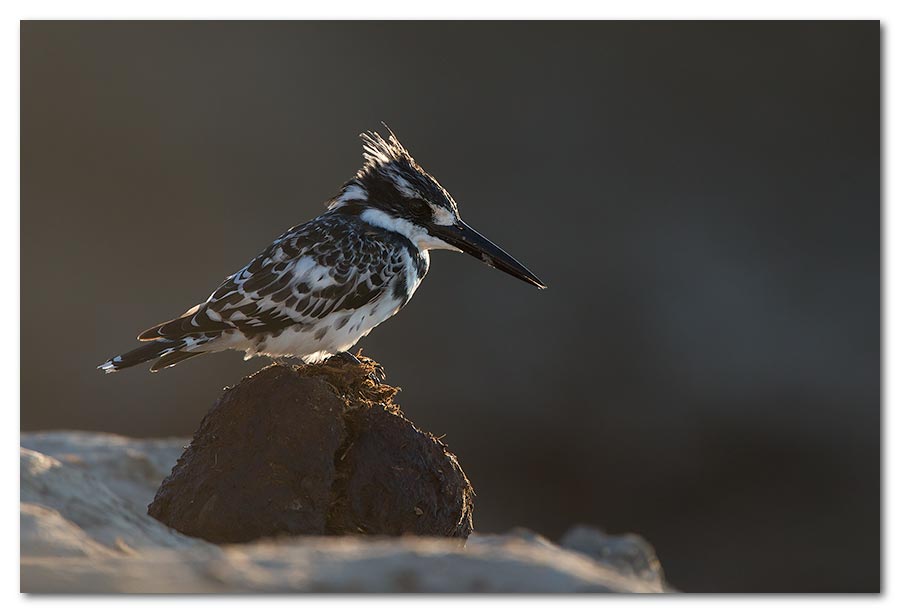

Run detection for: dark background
[[20, 21, 880, 592]]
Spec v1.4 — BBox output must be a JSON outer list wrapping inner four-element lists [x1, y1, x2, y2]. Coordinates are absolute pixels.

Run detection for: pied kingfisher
[[99, 129, 545, 373]]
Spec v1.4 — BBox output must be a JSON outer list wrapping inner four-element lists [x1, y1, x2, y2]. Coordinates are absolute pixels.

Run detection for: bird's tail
[[98, 339, 207, 374]]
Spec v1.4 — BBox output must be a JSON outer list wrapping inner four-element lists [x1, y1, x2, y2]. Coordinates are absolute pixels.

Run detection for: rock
[[326, 399, 472, 537], [20, 432, 672, 593], [20, 439, 201, 553], [147, 357, 474, 543], [22, 431, 187, 507], [560, 525, 667, 587]]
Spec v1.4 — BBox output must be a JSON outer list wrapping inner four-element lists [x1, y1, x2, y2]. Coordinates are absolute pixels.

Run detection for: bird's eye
[[408, 198, 431, 215]]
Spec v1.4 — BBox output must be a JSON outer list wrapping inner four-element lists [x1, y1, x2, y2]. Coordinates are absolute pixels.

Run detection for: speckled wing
[[137, 216, 409, 342]]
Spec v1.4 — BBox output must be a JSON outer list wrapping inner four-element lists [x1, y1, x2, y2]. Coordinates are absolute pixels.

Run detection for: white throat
[[360, 208, 459, 252]]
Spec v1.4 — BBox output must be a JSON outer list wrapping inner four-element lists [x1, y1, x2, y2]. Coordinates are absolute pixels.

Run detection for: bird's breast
[[392, 246, 429, 305]]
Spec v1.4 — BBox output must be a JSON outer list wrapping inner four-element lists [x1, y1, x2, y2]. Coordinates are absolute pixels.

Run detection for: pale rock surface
[[20, 431, 671, 593]]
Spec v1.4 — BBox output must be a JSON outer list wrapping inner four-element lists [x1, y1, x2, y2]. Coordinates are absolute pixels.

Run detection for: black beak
[[431, 221, 547, 289]]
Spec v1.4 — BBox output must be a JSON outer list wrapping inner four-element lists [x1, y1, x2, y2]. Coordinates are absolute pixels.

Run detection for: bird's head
[[329, 128, 546, 290]]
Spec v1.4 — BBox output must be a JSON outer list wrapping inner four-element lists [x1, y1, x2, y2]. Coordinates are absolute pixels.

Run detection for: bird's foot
[[367, 360, 387, 383], [337, 351, 361, 365], [336, 351, 385, 383], [272, 356, 303, 369]]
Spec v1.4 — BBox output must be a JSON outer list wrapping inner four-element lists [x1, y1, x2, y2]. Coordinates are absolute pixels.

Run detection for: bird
[[99, 128, 546, 374]]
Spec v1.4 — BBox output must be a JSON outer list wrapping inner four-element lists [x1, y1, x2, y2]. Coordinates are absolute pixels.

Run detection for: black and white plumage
[[99, 128, 545, 373]]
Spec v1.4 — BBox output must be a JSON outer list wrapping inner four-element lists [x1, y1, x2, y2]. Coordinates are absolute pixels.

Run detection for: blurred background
[[21, 21, 879, 592]]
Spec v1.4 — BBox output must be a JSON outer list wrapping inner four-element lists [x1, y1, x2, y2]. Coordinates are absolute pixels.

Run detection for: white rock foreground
[[21, 431, 671, 593]]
